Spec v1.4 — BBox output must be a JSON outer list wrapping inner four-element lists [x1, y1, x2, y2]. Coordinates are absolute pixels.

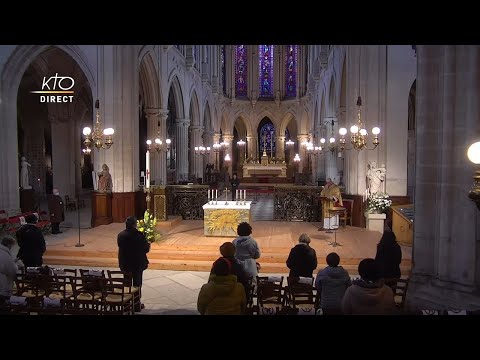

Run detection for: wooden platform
[[42, 220, 412, 275]]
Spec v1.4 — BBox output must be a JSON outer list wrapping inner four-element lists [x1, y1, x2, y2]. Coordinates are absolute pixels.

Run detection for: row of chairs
[[0, 210, 51, 235], [246, 276, 409, 315], [1, 267, 140, 315]]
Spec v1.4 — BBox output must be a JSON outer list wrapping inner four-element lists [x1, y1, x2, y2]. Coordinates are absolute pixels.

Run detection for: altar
[[243, 163, 287, 177], [202, 201, 252, 237]]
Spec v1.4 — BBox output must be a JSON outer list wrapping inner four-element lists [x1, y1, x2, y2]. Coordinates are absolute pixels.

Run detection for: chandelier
[[195, 145, 211, 156], [338, 46, 380, 151], [150, 118, 171, 152], [83, 100, 114, 151]]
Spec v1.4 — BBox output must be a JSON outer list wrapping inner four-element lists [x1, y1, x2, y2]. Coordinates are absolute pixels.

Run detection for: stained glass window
[[259, 121, 276, 155], [221, 45, 226, 95], [235, 45, 248, 97], [285, 45, 297, 98], [259, 45, 274, 98]]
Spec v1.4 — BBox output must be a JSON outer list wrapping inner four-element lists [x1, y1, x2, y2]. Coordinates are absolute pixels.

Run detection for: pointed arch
[[139, 51, 161, 109], [167, 75, 185, 118], [203, 100, 212, 131], [189, 90, 200, 126]]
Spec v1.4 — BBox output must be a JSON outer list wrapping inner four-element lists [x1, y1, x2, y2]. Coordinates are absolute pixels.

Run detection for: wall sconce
[[467, 141, 480, 210]]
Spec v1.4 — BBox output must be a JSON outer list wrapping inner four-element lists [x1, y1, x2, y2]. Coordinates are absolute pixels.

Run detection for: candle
[[146, 150, 150, 189], [236, 189, 238, 200], [208, 189, 210, 201], [215, 189, 218, 200], [244, 190, 246, 200]]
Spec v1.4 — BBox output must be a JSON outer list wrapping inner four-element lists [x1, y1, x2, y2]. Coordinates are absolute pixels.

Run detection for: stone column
[[175, 118, 190, 182], [203, 130, 214, 166], [276, 136, 286, 161], [213, 132, 221, 170], [324, 117, 339, 182], [145, 108, 161, 185], [190, 125, 204, 179], [222, 134, 234, 177], [406, 45, 480, 312], [297, 134, 309, 173], [158, 109, 169, 186], [246, 136, 256, 161]]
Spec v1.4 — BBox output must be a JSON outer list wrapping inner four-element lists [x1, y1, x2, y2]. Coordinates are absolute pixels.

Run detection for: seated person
[[197, 257, 246, 315], [315, 252, 351, 315], [286, 233, 317, 278], [341, 258, 397, 315]]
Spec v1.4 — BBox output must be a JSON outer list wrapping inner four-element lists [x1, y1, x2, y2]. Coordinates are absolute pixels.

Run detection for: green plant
[[367, 193, 392, 213], [137, 210, 160, 243]]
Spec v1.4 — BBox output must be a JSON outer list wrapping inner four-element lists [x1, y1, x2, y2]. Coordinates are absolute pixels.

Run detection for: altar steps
[[44, 246, 412, 275]]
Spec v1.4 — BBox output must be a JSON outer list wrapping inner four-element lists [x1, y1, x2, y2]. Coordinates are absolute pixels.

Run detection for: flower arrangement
[[367, 193, 392, 213], [137, 210, 160, 243]]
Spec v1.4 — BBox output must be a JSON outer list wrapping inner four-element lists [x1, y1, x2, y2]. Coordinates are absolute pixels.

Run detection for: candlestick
[[216, 189, 218, 202], [146, 150, 150, 189], [208, 189, 210, 203]]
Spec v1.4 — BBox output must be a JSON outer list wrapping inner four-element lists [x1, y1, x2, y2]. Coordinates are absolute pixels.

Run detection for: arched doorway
[[16, 46, 93, 226]]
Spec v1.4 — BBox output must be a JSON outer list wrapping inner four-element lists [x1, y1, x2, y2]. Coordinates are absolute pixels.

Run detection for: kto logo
[[30, 73, 75, 103]]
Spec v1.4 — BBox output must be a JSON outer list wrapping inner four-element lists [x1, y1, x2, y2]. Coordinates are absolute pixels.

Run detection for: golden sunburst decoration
[[206, 209, 241, 234]]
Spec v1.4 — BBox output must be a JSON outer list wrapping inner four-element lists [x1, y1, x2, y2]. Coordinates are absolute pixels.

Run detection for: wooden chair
[[106, 270, 137, 314], [64, 195, 77, 211], [339, 199, 354, 227], [256, 276, 285, 315], [285, 277, 317, 315]]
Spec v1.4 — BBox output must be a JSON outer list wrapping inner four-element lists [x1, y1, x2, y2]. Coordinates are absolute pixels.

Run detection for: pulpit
[[391, 204, 413, 246], [91, 192, 113, 227]]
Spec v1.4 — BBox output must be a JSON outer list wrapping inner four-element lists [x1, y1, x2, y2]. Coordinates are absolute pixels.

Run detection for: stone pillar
[[213, 132, 221, 170], [324, 117, 339, 182], [276, 136, 286, 161], [247, 136, 256, 161], [97, 45, 139, 193], [297, 134, 309, 173], [190, 125, 204, 179], [145, 108, 161, 185], [203, 130, 214, 167], [175, 118, 190, 182], [158, 109, 169, 186], [223, 134, 234, 177], [406, 45, 480, 311]]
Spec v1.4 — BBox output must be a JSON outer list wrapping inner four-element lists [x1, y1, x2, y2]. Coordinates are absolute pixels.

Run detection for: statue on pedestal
[[367, 161, 386, 195], [97, 164, 113, 193], [20, 156, 32, 189]]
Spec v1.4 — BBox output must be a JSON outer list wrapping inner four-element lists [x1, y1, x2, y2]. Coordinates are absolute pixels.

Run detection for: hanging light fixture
[[83, 47, 114, 151], [338, 45, 380, 151]]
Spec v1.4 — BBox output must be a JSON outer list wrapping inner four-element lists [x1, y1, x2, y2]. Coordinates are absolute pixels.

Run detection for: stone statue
[[367, 161, 386, 195], [20, 156, 32, 189], [97, 164, 113, 193]]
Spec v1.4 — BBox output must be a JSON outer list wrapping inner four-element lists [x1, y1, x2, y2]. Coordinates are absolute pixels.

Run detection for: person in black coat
[[117, 216, 151, 310], [375, 228, 402, 289], [16, 214, 46, 267], [286, 233, 318, 277], [230, 174, 240, 201]]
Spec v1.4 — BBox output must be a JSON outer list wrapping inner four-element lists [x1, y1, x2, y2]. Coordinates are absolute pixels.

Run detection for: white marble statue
[[367, 161, 386, 195], [20, 156, 32, 189]]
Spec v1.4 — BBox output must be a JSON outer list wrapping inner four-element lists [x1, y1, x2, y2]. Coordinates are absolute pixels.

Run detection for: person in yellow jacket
[[197, 257, 247, 315]]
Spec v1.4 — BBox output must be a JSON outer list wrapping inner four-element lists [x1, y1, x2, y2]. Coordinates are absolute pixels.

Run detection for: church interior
[[0, 44, 479, 314]]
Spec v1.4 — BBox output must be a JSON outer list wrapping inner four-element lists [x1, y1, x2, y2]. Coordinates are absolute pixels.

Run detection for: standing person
[[230, 174, 240, 201], [197, 257, 247, 315], [375, 227, 402, 289], [320, 177, 343, 230], [286, 233, 317, 278], [315, 252, 352, 315], [48, 188, 65, 234], [16, 214, 46, 267], [341, 258, 396, 315], [0, 236, 19, 306], [232, 222, 261, 279], [117, 216, 150, 312]]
